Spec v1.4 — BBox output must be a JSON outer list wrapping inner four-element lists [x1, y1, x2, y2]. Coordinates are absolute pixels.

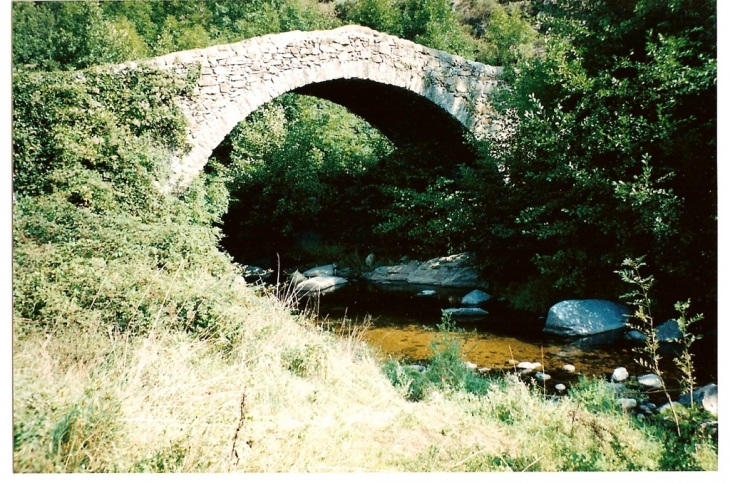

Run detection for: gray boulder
[[406, 252, 486, 288], [679, 383, 717, 416], [612, 367, 629, 383], [303, 264, 337, 277], [296, 276, 347, 295], [624, 330, 647, 342], [361, 260, 420, 282], [637, 374, 663, 389], [543, 299, 630, 337], [461, 289, 492, 306], [289, 270, 307, 285], [617, 398, 638, 410], [656, 320, 683, 342]]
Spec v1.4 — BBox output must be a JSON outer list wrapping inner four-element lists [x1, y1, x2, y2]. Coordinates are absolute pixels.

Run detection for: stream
[[299, 280, 717, 398]]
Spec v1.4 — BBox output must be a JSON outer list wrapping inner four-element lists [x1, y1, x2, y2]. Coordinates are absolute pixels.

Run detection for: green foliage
[[13, 0, 342, 71], [12, 66, 195, 199], [383, 314, 490, 401], [462, 0, 716, 313], [672, 300, 703, 401], [14, 387, 122, 472]]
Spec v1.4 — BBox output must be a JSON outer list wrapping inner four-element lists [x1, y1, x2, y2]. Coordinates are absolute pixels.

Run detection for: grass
[[13, 271, 718, 472]]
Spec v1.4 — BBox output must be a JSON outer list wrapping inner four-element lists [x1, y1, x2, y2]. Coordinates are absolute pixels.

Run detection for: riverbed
[[300, 280, 717, 395]]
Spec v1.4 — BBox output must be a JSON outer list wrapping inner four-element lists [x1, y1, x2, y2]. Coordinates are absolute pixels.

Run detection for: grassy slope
[[13, 279, 717, 472]]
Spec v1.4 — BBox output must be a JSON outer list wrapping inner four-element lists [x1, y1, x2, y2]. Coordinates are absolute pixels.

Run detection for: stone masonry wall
[[119, 25, 502, 190]]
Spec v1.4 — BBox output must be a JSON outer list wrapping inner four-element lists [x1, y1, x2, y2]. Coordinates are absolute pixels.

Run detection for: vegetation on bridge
[[12, 0, 716, 472]]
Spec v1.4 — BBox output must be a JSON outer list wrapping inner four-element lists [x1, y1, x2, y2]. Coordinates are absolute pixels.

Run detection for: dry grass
[[12, 279, 717, 472]]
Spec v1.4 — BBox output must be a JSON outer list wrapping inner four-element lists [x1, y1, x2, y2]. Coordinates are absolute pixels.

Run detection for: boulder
[[637, 374, 663, 389], [464, 362, 478, 370], [555, 383, 567, 392], [612, 367, 629, 383], [679, 383, 717, 416], [543, 299, 630, 337], [624, 330, 647, 342], [461, 289, 492, 306], [406, 252, 486, 288], [656, 320, 683, 342], [296, 276, 347, 295], [289, 270, 307, 285], [617, 398, 638, 411], [303, 264, 337, 277], [361, 260, 420, 282], [443, 307, 488, 319]]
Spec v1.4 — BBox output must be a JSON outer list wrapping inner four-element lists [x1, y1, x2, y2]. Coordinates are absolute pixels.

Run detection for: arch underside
[[293, 79, 476, 162]]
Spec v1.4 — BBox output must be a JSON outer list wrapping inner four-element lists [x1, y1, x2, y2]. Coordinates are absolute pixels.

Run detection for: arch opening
[[208, 84, 479, 273]]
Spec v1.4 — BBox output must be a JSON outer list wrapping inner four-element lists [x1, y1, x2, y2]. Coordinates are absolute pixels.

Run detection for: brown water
[[307, 280, 717, 395]]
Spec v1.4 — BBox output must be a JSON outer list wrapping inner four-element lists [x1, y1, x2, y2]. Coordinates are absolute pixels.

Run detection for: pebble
[[477, 367, 491, 375], [464, 361, 478, 370], [517, 362, 537, 371], [561, 364, 576, 373], [555, 383, 566, 392], [535, 372, 551, 382]]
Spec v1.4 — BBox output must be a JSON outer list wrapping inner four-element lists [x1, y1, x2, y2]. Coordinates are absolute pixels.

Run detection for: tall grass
[[14, 271, 717, 471]]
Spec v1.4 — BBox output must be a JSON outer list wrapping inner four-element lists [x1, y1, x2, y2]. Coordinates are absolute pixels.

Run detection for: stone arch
[[131, 25, 502, 189]]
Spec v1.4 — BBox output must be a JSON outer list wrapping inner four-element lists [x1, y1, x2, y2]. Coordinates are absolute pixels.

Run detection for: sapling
[[672, 300, 703, 407], [616, 257, 680, 435]]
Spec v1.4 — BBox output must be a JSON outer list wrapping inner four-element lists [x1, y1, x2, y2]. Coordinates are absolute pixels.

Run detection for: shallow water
[[304, 280, 717, 395]]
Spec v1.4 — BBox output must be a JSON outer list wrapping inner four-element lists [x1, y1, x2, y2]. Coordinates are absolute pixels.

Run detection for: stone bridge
[[130, 25, 503, 189]]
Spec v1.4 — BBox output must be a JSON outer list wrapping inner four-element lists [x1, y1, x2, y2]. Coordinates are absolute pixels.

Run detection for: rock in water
[[461, 289, 492, 306], [517, 362, 537, 371], [561, 364, 576, 373], [405, 252, 486, 287], [361, 260, 420, 282], [543, 299, 630, 336], [296, 276, 347, 295], [535, 372, 552, 382], [443, 307, 488, 319], [289, 270, 307, 285], [303, 264, 337, 277]]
